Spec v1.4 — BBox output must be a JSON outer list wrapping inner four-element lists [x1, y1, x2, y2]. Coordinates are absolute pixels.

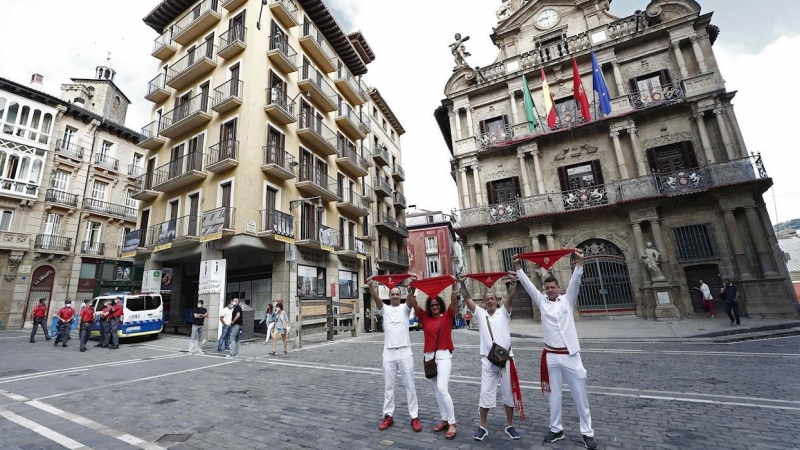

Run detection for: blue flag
[[591, 52, 612, 115]]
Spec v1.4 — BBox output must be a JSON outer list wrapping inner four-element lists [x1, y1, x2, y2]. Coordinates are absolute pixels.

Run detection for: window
[[44, 213, 62, 236], [630, 70, 672, 106], [99, 140, 113, 161], [132, 153, 144, 172], [425, 236, 438, 254], [501, 247, 527, 272], [372, 107, 377, 119], [382, 119, 387, 131], [558, 160, 604, 191], [297, 265, 326, 298], [121, 227, 132, 247], [646, 143, 698, 174], [672, 224, 719, 263], [553, 98, 587, 129], [91, 180, 108, 200], [338, 270, 359, 299], [86, 221, 102, 243], [126, 190, 138, 209], [126, 296, 146, 312], [0, 210, 12, 231], [53, 170, 70, 191], [426, 255, 441, 276], [486, 177, 521, 205], [479, 115, 509, 136]]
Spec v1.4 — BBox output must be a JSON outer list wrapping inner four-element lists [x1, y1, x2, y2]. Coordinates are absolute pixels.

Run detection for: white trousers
[[546, 352, 593, 437], [383, 347, 418, 418], [479, 356, 514, 409], [425, 350, 455, 424]]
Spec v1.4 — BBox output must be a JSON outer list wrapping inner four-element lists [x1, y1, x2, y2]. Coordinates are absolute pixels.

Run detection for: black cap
[[65, 300, 72, 304], [38, 298, 46, 303], [84, 299, 91, 303]]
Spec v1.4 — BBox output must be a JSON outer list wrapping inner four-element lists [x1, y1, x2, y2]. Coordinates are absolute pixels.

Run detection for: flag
[[522, 75, 538, 133], [572, 57, 592, 122], [540, 68, 556, 128], [591, 52, 612, 115]]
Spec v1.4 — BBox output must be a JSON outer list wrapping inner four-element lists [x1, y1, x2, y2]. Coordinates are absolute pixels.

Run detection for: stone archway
[[572, 240, 636, 315]]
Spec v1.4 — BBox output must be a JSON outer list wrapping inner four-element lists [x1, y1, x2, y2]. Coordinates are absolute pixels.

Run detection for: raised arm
[[513, 256, 545, 309], [502, 274, 517, 311], [564, 250, 585, 307], [457, 276, 477, 313], [447, 279, 458, 314], [366, 276, 384, 311]]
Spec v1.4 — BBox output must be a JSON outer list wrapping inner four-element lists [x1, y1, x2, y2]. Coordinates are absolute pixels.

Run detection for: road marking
[[0, 406, 92, 449], [0, 354, 182, 384]]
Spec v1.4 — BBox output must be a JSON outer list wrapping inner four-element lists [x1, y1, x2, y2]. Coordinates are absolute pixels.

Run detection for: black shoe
[[54, 341, 59, 346], [30, 340, 35, 343], [582, 435, 597, 449], [110, 345, 119, 349], [544, 431, 565, 443], [95, 343, 103, 347], [62, 344, 68, 348], [80, 348, 86, 352], [45, 337, 51, 341], [102, 345, 108, 348]]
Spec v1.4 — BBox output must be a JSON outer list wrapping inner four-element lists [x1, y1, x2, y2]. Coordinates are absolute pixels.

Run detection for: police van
[[90, 294, 163, 339]]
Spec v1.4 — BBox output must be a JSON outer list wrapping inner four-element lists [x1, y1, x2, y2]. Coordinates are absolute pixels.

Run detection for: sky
[[1, 0, 798, 225]]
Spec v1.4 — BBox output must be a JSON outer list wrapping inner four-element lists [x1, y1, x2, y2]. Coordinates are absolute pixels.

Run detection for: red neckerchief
[[464, 272, 511, 288], [410, 275, 455, 298], [516, 249, 577, 270], [371, 274, 412, 289]]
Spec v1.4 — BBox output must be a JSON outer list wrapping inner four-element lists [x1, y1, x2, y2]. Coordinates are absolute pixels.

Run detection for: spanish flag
[[541, 68, 557, 128]]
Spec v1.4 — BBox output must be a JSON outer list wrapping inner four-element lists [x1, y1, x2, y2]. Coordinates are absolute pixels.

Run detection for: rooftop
[[369, 88, 405, 135]]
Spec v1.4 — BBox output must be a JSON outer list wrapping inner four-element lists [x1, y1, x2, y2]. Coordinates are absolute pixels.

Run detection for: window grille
[[500, 247, 527, 272], [672, 223, 719, 262]]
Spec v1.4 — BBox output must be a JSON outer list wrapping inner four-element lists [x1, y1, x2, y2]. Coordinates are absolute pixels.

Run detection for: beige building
[[0, 70, 142, 329], [133, 0, 408, 338], [438, 0, 796, 320]]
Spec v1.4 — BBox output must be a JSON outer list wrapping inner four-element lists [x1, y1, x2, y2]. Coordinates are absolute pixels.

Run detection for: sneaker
[[224, 355, 233, 359], [378, 415, 394, 431], [269, 351, 275, 355], [283, 351, 288, 355], [411, 418, 422, 432], [505, 426, 520, 440], [473, 426, 487, 441], [544, 431, 565, 443], [30, 340, 35, 343], [710, 314, 715, 318], [433, 420, 449, 432], [582, 435, 597, 449]]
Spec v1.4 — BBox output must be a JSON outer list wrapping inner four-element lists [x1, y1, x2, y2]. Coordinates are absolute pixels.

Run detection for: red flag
[[410, 275, 455, 299], [516, 249, 577, 270], [572, 57, 591, 121], [371, 274, 412, 289], [464, 272, 513, 288], [541, 68, 557, 128], [509, 360, 525, 419]]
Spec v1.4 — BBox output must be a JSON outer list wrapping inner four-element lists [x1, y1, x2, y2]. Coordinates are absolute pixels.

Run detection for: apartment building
[[406, 209, 461, 279]]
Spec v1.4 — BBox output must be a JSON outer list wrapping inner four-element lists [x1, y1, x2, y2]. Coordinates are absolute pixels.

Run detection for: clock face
[[536, 9, 559, 29]]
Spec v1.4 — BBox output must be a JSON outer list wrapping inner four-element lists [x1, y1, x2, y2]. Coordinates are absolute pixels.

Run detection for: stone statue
[[641, 242, 666, 281], [450, 33, 471, 69], [497, 0, 524, 20]]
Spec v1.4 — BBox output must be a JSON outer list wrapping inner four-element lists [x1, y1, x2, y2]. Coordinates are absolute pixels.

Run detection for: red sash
[[541, 346, 570, 394], [371, 274, 412, 289], [410, 275, 455, 298], [509, 359, 525, 419], [517, 249, 577, 270], [464, 272, 512, 288]]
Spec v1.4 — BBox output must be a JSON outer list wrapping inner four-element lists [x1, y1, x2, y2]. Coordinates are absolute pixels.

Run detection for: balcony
[[45, 189, 78, 208], [372, 145, 390, 166], [336, 145, 369, 178], [392, 191, 407, 209], [201, 206, 235, 237], [361, 185, 375, 204], [336, 188, 369, 217], [0, 231, 31, 252], [682, 71, 725, 99], [221, 0, 246, 11], [83, 198, 137, 220], [358, 78, 370, 104], [144, 215, 201, 248], [171, 0, 221, 46], [267, 35, 298, 73], [218, 25, 246, 60], [298, 63, 338, 112], [334, 64, 364, 106], [378, 247, 409, 269], [335, 104, 366, 141], [297, 114, 338, 156], [264, 87, 296, 124], [392, 164, 405, 182], [206, 139, 239, 173], [359, 224, 377, 242], [259, 209, 295, 242], [299, 20, 336, 73], [375, 212, 409, 238], [261, 144, 296, 180], [81, 241, 105, 256], [0, 179, 38, 199], [296, 166, 339, 202], [128, 164, 144, 178], [54, 139, 84, 161], [296, 220, 340, 251], [94, 154, 119, 172], [358, 110, 372, 136], [373, 176, 392, 198], [478, 124, 513, 150], [34, 235, 72, 253], [212, 79, 243, 114], [269, 0, 299, 28], [159, 94, 212, 139], [145, 73, 171, 103], [165, 42, 218, 90], [151, 152, 206, 192], [336, 234, 370, 259], [131, 173, 159, 201], [630, 82, 684, 110], [138, 121, 166, 150], [152, 29, 176, 60]]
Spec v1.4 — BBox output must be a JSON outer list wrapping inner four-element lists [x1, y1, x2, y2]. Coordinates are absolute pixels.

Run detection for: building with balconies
[[406, 209, 463, 280], [436, 0, 796, 321], [135, 0, 408, 337]]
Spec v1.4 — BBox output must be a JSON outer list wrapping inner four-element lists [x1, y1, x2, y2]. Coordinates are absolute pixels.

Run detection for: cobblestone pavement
[[0, 328, 799, 449]]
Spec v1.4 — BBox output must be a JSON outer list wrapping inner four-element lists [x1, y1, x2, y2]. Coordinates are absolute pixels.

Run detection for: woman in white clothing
[[260, 304, 276, 344], [269, 303, 289, 355]]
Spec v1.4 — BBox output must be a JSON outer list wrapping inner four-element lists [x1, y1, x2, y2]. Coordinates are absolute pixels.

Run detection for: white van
[[90, 294, 163, 339]]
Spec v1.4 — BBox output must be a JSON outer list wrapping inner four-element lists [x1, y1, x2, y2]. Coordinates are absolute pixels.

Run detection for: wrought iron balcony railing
[[94, 154, 119, 171], [374, 176, 392, 194], [379, 247, 409, 266], [140, 121, 161, 140], [160, 94, 211, 131], [128, 164, 144, 177], [207, 139, 238, 166], [219, 25, 246, 52], [45, 189, 78, 207], [298, 165, 338, 196], [152, 152, 205, 186], [172, 0, 219, 39], [266, 87, 295, 116], [297, 220, 340, 248], [630, 82, 684, 110], [152, 29, 174, 55], [83, 198, 137, 219], [166, 41, 217, 82], [298, 113, 337, 149], [55, 139, 84, 160], [377, 212, 408, 236], [34, 234, 72, 252], [213, 79, 243, 105], [301, 20, 337, 61], [260, 209, 295, 238], [81, 241, 105, 256], [146, 73, 168, 97], [478, 124, 513, 149], [144, 214, 201, 246], [263, 143, 295, 170], [268, 34, 298, 68]]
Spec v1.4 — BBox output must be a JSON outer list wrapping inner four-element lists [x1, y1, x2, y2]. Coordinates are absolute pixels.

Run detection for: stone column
[[628, 126, 648, 177], [471, 164, 483, 206], [468, 244, 478, 275], [611, 61, 626, 96], [610, 131, 628, 179], [517, 151, 532, 197], [714, 106, 736, 161], [722, 209, 753, 278], [631, 222, 645, 259], [452, 111, 463, 141], [671, 40, 689, 78], [690, 36, 708, 74], [481, 244, 492, 273], [693, 111, 715, 163], [744, 207, 779, 277], [459, 167, 471, 208], [465, 107, 474, 137], [650, 219, 670, 279], [530, 233, 547, 280], [509, 92, 519, 124], [532, 149, 545, 194]]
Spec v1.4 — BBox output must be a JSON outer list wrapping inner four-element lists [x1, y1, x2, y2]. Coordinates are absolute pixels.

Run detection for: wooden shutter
[[557, 166, 569, 192], [629, 78, 639, 95], [590, 160, 605, 186], [512, 176, 521, 198], [659, 69, 672, 85], [682, 142, 699, 168], [479, 119, 488, 134], [501, 115, 509, 128], [485, 181, 495, 205], [646, 147, 658, 173]]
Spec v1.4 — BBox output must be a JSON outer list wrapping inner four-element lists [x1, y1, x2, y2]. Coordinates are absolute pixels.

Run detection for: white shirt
[[517, 266, 584, 355], [381, 303, 412, 349], [699, 283, 712, 300], [473, 305, 512, 357], [220, 306, 232, 326]]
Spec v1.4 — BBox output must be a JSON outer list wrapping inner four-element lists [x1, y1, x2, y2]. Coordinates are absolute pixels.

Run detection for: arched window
[[113, 96, 121, 112], [5, 102, 19, 133], [28, 110, 41, 141], [5, 155, 19, 179], [41, 113, 53, 134], [0, 152, 7, 177], [74, 97, 85, 105], [29, 160, 42, 184], [0, 98, 6, 121], [19, 106, 30, 126], [18, 157, 30, 180]]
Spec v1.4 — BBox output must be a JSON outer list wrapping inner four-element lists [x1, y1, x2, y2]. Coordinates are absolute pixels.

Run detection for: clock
[[536, 8, 559, 29]]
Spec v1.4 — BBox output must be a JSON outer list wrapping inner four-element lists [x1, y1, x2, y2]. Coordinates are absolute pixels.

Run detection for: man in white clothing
[[367, 276, 422, 433], [697, 279, 715, 318], [514, 250, 597, 450]]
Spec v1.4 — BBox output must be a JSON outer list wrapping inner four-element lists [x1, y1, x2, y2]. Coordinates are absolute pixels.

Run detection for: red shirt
[[111, 303, 123, 318], [416, 308, 455, 353], [57, 307, 75, 321], [79, 306, 95, 323], [101, 306, 112, 319], [33, 304, 47, 319]]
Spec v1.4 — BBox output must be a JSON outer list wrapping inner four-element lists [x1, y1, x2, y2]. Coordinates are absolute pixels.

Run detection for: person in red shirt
[[96, 299, 112, 348], [54, 300, 75, 348], [78, 299, 96, 352], [108, 296, 124, 349], [407, 279, 458, 440], [29, 298, 51, 343]]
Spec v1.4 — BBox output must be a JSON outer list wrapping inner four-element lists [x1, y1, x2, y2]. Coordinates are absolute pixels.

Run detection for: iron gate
[[577, 257, 636, 313]]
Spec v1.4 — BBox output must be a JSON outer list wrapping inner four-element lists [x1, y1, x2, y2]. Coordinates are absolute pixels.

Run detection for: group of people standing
[[29, 297, 123, 352], [697, 278, 742, 325]]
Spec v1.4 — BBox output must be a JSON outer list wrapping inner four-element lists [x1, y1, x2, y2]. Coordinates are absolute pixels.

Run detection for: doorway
[[683, 264, 722, 315], [574, 239, 636, 314]]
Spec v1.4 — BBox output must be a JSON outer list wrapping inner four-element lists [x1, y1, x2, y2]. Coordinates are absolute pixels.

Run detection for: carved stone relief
[[641, 131, 694, 149], [4, 252, 24, 282], [484, 169, 521, 182], [621, 54, 671, 80]]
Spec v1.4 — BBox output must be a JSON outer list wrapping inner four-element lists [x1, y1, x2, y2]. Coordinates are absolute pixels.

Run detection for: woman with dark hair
[[259, 304, 275, 344], [407, 280, 458, 439], [269, 303, 290, 355]]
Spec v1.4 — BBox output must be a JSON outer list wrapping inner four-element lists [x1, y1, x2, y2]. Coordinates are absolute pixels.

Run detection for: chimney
[[30, 73, 44, 87]]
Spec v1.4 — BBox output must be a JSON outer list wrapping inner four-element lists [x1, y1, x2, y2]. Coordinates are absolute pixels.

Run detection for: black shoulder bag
[[486, 316, 510, 368], [423, 317, 443, 379]]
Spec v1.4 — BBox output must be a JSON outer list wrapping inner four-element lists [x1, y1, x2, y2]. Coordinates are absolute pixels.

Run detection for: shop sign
[[199, 208, 227, 242], [142, 270, 162, 293]]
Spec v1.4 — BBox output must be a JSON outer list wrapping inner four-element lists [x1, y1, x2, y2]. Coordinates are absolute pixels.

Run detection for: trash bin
[[241, 310, 254, 340]]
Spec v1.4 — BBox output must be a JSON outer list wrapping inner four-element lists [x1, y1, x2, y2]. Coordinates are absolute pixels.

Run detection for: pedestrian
[[408, 280, 458, 439], [376, 310, 384, 332], [465, 310, 472, 329], [365, 307, 372, 333], [78, 299, 95, 352], [367, 276, 422, 433], [698, 279, 715, 318], [29, 298, 51, 343], [260, 304, 275, 344], [218, 299, 233, 353], [53, 300, 75, 348], [514, 251, 597, 449], [459, 276, 521, 442], [188, 300, 208, 355], [226, 298, 243, 359], [720, 278, 741, 326], [269, 303, 290, 355], [96, 299, 112, 348], [108, 296, 123, 349]]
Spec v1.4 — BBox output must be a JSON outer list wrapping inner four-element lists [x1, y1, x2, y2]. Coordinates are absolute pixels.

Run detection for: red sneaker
[[411, 418, 422, 432], [378, 415, 394, 431]]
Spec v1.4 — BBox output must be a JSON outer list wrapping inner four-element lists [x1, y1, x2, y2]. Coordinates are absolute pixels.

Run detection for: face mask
[[197, 304, 202, 308]]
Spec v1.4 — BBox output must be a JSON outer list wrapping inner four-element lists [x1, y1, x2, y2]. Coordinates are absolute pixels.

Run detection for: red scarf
[[464, 272, 511, 288], [509, 359, 525, 419], [371, 274, 412, 289], [517, 249, 577, 270], [410, 275, 455, 298], [540, 346, 570, 394]]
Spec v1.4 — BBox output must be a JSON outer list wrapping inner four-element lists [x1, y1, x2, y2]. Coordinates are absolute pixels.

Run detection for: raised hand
[[512, 255, 522, 271]]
